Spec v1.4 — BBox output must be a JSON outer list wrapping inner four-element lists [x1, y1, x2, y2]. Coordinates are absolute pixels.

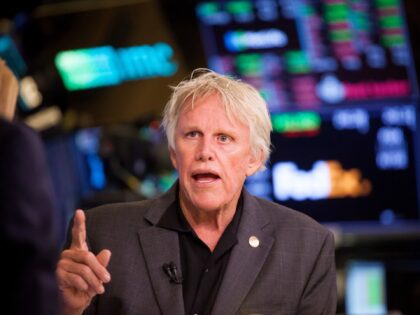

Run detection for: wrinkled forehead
[[178, 92, 247, 128]]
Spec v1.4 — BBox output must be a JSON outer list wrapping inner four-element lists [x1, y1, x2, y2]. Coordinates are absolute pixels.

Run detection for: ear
[[169, 147, 178, 170], [246, 149, 263, 177]]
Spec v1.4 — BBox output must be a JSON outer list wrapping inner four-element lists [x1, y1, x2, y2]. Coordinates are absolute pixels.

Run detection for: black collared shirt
[[157, 196, 243, 315]]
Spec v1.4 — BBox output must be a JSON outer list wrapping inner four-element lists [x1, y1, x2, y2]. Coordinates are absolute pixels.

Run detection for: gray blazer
[[82, 184, 337, 315]]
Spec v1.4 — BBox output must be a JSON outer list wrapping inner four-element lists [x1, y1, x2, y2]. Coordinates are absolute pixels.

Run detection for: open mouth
[[192, 173, 220, 182]]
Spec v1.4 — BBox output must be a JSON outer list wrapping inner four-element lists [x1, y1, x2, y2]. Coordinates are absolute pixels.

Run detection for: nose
[[195, 137, 215, 162]]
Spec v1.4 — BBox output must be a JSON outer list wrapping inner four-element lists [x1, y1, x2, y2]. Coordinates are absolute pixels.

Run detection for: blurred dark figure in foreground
[[0, 59, 61, 315]]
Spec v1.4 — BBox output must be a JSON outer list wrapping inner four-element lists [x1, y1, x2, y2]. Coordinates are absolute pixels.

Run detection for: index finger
[[70, 209, 89, 251]]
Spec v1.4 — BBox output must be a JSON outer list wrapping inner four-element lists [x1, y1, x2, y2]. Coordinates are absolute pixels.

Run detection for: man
[[0, 59, 61, 314], [57, 69, 337, 315], [0, 59, 18, 120]]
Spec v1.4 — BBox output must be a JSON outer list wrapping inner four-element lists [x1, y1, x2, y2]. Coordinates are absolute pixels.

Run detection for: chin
[[192, 198, 224, 212], [192, 196, 224, 212]]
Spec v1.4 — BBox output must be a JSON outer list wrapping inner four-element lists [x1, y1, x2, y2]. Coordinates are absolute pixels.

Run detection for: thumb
[[96, 249, 112, 268]]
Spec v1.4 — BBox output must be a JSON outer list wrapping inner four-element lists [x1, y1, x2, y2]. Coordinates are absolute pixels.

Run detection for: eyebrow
[[182, 123, 237, 132]]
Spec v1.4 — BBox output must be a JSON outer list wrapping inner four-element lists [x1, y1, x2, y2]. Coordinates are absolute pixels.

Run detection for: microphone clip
[[162, 261, 183, 284]]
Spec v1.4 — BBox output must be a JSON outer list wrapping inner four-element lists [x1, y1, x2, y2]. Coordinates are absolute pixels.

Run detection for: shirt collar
[[157, 199, 191, 232], [157, 190, 244, 239]]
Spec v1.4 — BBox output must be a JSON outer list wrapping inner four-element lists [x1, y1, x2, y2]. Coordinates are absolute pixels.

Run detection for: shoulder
[[0, 119, 53, 199], [81, 197, 167, 251], [84, 199, 155, 227], [83, 185, 177, 229], [250, 194, 333, 240], [0, 119, 40, 146], [250, 196, 336, 265], [0, 119, 44, 164]]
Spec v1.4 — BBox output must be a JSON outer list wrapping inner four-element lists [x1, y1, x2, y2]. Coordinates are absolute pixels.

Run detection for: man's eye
[[218, 134, 231, 143], [186, 131, 199, 138]]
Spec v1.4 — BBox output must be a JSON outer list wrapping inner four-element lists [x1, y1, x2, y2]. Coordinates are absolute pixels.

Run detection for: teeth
[[197, 177, 214, 183]]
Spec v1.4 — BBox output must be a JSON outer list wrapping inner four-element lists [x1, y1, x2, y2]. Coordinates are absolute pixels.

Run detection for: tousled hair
[[162, 69, 272, 172]]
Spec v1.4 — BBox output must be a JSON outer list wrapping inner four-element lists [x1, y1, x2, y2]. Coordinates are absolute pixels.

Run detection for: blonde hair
[[162, 69, 272, 171]]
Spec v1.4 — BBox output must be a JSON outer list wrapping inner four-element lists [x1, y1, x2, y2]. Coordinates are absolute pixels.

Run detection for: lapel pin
[[249, 235, 260, 248]]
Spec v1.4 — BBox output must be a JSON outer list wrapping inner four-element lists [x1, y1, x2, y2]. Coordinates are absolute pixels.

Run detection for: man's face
[[170, 93, 262, 214]]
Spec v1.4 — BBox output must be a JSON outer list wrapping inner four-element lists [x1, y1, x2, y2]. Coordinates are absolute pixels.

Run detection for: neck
[[180, 199, 238, 252]]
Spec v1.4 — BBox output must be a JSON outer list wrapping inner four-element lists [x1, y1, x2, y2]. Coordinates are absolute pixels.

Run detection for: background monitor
[[195, 0, 420, 232], [345, 260, 387, 315]]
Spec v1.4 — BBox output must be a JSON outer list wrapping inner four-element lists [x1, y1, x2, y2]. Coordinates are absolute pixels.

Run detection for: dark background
[[2, 1, 420, 314]]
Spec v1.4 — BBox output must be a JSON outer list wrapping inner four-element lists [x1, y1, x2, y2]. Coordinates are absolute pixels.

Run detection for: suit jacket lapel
[[211, 191, 274, 315], [137, 185, 184, 315], [138, 227, 184, 315]]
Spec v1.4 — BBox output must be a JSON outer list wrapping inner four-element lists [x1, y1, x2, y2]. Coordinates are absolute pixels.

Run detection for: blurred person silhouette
[[0, 59, 61, 314], [57, 69, 336, 315]]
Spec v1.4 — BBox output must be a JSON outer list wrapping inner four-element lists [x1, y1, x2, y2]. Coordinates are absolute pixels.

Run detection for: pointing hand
[[56, 210, 112, 315]]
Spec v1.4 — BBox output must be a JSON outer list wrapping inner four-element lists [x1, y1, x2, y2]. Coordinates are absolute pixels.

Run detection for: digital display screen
[[196, 0, 420, 228], [246, 104, 419, 224], [196, 0, 418, 112]]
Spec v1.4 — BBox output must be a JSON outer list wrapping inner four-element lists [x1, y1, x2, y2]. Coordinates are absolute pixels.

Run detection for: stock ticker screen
[[196, 0, 420, 228]]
